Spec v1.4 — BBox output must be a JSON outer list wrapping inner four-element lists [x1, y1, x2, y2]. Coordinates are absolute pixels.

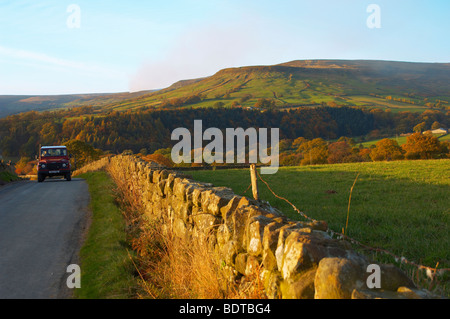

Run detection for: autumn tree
[[279, 153, 302, 166], [431, 121, 443, 130], [327, 101, 338, 107], [370, 138, 404, 161], [143, 148, 174, 167], [239, 94, 252, 104], [143, 153, 174, 167], [292, 137, 307, 149], [278, 139, 293, 153], [39, 122, 59, 145], [14, 156, 36, 175], [327, 141, 354, 164], [402, 133, 447, 159], [337, 136, 356, 146], [298, 138, 328, 165], [64, 139, 103, 169], [413, 122, 426, 133], [254, 98, 275, 109], [358, 148, 372, 162]]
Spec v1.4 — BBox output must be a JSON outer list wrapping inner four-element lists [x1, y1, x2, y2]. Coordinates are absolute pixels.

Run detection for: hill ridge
[[1, 59, 449, 117]]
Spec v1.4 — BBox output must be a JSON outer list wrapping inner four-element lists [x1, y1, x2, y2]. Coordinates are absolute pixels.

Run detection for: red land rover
[[37, 146, 72, 182]]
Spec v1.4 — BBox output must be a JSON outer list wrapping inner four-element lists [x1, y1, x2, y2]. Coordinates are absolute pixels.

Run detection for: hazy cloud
[[129, 20, 266, 92], [0, 45, 124, 78], [0, 45, 86, 69]]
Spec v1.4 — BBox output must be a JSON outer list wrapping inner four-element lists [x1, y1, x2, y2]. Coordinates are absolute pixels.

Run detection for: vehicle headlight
[[41, 164, 46, 168], [62, 163, 67, 168]]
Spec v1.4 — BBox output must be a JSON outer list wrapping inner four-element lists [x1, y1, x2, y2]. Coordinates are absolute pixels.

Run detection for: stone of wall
[[75, 155, 439, 299]]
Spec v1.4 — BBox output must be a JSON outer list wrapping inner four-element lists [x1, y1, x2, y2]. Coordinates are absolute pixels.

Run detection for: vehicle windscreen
[[41, 148, 67, 157]]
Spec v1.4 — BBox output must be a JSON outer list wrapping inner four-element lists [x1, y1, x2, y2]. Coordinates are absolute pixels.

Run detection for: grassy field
[[361, 135, 409, 147], [100, 73, 433, 114], [361, 133, 449, 147], [345, 95, 429, 113], [185, 160, 450, 274]]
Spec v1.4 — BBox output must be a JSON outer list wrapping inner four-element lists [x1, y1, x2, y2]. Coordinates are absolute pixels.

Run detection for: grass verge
[[75, 171, 139, 299], [0, 170, 21, 184]]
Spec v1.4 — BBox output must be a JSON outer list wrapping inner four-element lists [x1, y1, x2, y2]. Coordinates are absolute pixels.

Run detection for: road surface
[[0, 178, 90, 299]]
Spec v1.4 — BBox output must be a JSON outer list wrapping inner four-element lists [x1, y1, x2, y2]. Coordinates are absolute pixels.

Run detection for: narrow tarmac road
[[0, 178, 90, 299]]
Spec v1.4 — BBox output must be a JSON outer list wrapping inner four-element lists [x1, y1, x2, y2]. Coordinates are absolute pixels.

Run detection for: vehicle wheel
[[66, 173, 72, 181], [38, 174, 45, 183]]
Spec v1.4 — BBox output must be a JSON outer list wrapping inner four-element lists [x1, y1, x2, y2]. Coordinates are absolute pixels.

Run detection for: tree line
[[277, 133, 449, 167], [149, 133, 449, 169], [0, 106, 448, 162]]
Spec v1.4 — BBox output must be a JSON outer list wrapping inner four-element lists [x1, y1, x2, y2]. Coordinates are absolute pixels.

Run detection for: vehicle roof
[[41, 146, 67, 149]]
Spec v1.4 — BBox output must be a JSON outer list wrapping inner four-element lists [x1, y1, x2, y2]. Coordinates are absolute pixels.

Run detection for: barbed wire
[[242, 182, 252, 195], [256, 170, 321, 224], [255, 169, 450, 276]]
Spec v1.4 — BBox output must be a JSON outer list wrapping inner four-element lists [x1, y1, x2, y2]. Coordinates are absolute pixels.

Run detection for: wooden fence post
[[250, 164, 259, 201]]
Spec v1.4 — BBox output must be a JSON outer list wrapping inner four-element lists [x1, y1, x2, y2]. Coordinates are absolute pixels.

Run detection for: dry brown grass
[[129, 214, 268, 299], [126, 215, 234, 299], [107, 162, 268, 299], [107, 164, 248, 299]]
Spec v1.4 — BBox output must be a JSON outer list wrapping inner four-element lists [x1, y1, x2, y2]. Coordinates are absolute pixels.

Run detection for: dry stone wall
[[75, 155, 439, 299]]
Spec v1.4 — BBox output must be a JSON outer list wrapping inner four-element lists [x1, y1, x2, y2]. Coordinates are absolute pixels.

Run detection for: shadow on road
[[38, 177, 84, 183]]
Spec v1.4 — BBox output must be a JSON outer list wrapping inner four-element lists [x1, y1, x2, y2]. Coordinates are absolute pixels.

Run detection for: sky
[[0, 0, 449, 95]]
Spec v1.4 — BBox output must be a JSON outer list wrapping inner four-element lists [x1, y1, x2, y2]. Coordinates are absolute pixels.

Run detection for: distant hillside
[[0, 90, 156, 118], [94, 59, 450, 113], [2, 60, 449, 118]]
